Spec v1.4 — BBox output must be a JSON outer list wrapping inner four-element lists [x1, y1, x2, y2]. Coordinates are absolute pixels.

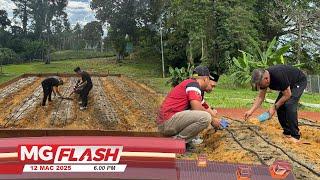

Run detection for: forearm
[[77, 81, 87, 89], [206, 107, 217, 117], [275, 95, 290, 108], [250, 97, 264, 112]]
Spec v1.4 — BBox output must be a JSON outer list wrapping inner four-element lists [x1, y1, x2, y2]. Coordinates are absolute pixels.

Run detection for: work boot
[[185, 142, 196, 153]]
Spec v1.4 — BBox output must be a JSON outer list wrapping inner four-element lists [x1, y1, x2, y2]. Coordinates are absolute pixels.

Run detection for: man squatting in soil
[[73, 67, 93, 110], [41, 76, 64, 106], [157, 66, 225, 151], [245, 64, 307, 144]]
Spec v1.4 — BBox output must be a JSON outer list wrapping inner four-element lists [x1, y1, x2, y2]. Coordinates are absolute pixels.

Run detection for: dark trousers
[[42, 82, 53, 106], [80, 85, 92, 107], [275, 79, 307, 140]]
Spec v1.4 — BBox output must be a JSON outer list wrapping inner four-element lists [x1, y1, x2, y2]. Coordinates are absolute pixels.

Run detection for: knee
[[284, 101, 297, 112], [199, 111, 211, 125]]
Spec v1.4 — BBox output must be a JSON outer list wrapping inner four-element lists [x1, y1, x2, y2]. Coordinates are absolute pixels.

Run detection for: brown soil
[[0, 78, 42, 127], [102, 76, 160, 132]]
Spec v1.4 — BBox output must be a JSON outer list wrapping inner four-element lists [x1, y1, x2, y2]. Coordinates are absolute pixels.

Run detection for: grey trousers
[[158, 110, 211, 142]]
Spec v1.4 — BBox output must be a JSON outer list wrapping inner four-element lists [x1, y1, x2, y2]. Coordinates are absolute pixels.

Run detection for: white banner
[[54, 146, 123, 164], [23, 164, 127, 172]]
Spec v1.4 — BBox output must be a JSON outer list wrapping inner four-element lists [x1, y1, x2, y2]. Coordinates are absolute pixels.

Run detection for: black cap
[[74, 67, 81, 72], [209, 73, 220, 82], [193, 66, 210, 77]]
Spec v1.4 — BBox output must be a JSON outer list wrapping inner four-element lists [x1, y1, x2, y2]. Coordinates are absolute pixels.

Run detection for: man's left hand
[[211, 119, 220, 129]]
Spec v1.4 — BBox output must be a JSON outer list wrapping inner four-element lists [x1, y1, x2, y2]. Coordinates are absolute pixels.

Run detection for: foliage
[[0, 10, 11, 29], [166, 63, 194, 87], [231, 37, 294, 86], [83, 21, 103, 50], [249, 37, 290, 68], [231, 50, 253, 86], [0, 48, 19, 73]]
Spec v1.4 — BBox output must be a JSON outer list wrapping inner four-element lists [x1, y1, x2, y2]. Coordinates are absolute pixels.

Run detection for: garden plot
[[50, 78, 74, 127], [0, 75, 160, 131], [0, 77, 37, 101], [91, 77, 118, 127]]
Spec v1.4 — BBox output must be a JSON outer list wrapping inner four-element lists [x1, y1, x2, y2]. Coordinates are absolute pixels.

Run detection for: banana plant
[[167, 63, 195, 87], [250, 37, 290, 68], [231, 50, 254, 85]]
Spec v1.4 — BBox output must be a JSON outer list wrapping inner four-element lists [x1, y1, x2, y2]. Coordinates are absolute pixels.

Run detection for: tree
[[12, 0, 32, 35], [170, 0, 212, 65], [27, 0, 68, 64], [91, 0, 150, 60], [72, 23, 84, 50], [207, 0, 260, 74], [83, 21, 103, 50], [257, 0, 320, 64], [0, 10, 11, 29]]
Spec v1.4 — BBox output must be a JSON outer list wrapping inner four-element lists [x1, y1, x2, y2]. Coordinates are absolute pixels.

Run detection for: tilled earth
[[0, 76, 160, 131], [0, 76, 319, 179]]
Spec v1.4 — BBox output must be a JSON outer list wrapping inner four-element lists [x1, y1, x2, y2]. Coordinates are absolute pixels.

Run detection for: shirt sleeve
[[202, 100, 209, 109], [185, 82, 202, 102]]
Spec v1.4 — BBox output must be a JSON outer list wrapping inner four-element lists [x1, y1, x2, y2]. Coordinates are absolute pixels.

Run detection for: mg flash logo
[[18, 145, 123, 164]]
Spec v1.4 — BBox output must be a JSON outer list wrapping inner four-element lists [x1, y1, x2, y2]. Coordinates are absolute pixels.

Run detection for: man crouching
[[157, 66, 220, 152]]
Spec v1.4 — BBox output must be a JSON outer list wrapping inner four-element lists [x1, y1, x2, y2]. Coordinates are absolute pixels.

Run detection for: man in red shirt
[[157, 66, 221, 150]]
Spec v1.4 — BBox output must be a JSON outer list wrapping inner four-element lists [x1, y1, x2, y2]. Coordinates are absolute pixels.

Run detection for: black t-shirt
[[81, 71, 92, 86], [267, 65, 306, 91], [42, 77, 60, 87]]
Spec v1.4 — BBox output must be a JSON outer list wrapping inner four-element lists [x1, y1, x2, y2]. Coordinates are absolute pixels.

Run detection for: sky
[[0, 0, 96, 27]]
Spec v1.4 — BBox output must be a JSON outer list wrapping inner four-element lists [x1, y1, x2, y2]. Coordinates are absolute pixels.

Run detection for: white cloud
[[68, 1, 92, 12], [0, 0, 16, 18], [0, 0, 96, 27]]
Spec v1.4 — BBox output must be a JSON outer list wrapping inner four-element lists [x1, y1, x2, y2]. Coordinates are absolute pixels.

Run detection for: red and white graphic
[[16, 145, 127, 173]]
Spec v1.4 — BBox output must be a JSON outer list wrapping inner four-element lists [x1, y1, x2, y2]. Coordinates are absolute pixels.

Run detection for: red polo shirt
[[157, 79, 202, 125]]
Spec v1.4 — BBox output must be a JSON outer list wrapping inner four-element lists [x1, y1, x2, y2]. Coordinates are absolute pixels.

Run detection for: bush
[[166, 64, 194, 87], [0, 48, 20, 65]]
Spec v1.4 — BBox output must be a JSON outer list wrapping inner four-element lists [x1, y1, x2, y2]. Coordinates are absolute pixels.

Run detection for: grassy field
[[50, 50, 115, 61], [0, 57, 319, 112]]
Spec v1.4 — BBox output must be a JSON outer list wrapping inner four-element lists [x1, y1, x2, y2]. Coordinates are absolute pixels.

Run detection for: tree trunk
[[188, 40, 194, 65], [101, 40, 103, 52], [22, 1, 28, 36], [297, 15, 302, 64]]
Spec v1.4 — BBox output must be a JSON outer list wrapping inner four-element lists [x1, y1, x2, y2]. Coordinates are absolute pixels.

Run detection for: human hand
[[244, 110, 253, 121]]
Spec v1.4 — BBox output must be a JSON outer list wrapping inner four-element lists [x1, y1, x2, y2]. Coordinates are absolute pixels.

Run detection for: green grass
[[0, 57, 163, 84], [50, 50, 115, 61], [204, 87, 320, 112]]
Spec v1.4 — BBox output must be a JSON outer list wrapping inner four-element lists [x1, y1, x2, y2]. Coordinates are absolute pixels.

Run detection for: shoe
[[80, 106, 87, 110], [192, 136, 203, 145], [186, 142, 196, 153], [78, 101, 82, 105]]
